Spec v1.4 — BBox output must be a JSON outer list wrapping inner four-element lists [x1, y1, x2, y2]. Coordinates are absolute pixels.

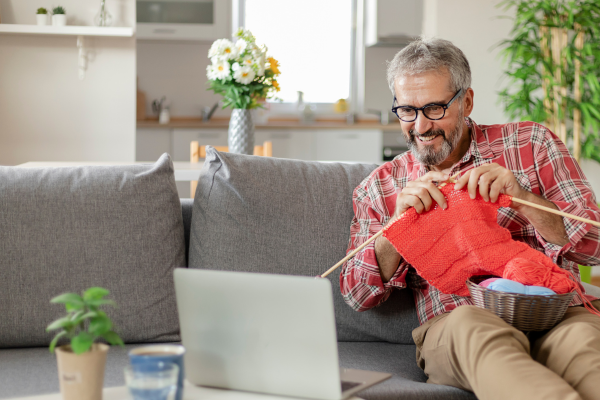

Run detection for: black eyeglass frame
[[391, 88, 464, 122]]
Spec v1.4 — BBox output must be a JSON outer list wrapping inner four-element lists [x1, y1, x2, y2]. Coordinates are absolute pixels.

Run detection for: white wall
[[137, 41, 229, 119], [0, 0, 136, 165]]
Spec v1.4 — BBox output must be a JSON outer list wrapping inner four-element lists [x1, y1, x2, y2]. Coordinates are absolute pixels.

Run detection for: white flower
[[208, 39, 237, 61], [232, 62, 241, 71], [210, 59, 231, 80], [234, 39, 247, 55], [241, 55, 254, 68], [206, 65, 217, 80], [234, 65, 256, 84], [256, 55, 265, 76]]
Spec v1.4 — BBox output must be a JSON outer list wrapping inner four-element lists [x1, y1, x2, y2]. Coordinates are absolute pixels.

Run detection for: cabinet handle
[[153, 29, 176, 34]]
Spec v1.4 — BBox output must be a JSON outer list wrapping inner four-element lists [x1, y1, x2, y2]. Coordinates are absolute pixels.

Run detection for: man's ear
[[462, 88, 475, 118]]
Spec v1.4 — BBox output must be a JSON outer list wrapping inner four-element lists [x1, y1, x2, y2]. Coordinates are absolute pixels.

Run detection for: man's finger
[[453, 170, 470, 190], [467, 169, 484, 199], [418, 171, 450, 184], [402, 187, 433, 211]]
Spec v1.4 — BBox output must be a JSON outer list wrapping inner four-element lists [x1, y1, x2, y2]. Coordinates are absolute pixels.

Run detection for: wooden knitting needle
[[510, 197, 600, 228], [320, 172, 460, 278]]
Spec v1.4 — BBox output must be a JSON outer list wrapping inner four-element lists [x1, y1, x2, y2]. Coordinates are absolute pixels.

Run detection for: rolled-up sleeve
[[340, 179, 410, 312], [532, 124, 600, 265]]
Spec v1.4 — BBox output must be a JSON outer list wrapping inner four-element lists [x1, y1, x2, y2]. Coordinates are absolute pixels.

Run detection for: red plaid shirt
[[340, 119, 600, 325]]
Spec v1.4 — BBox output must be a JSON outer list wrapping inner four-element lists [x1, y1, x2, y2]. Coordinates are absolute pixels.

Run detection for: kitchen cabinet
[[136, 0, 230, 42], [313, 130, 382, 164], [137, 127, 383, 164], [172, 128, 228, 161], [136, 128, 172, 161]]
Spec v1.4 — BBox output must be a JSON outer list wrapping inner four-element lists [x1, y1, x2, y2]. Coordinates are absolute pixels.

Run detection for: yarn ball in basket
[[480, 277, 556, 296]]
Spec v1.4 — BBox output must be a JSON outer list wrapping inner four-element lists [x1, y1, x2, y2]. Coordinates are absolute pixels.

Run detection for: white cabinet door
[[255, 130, 314, 161], [172, 128, 227, 161], [313, 130, 382, 164], [136, 128, 171, 162]]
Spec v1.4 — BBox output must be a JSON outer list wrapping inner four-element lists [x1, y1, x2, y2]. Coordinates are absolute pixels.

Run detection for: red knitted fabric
[[382, 184, 558, 297]]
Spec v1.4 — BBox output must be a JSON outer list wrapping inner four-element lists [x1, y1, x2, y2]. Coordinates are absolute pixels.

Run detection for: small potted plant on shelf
[[36, 8, 49, 26], [47, 287, 125, 400], [51, 6, 66, 26]]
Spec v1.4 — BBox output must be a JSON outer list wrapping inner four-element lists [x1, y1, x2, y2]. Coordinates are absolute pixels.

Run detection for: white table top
[[10, 381, 363, 400], [15, 161, 205, 182]]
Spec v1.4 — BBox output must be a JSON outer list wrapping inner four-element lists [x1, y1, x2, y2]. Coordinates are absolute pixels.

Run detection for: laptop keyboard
[[341, 380, 362, 392]]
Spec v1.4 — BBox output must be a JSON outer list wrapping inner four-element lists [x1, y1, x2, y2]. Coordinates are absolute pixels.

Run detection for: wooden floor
[[591, 276, 600, 287]]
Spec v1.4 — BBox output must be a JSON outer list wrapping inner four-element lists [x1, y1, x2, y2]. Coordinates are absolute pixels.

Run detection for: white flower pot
[[36, 14, 49, 26], [52, 14, 67, 26]]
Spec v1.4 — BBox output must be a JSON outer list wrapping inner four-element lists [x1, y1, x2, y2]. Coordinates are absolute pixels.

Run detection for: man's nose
[[414, 111, 433, 134]]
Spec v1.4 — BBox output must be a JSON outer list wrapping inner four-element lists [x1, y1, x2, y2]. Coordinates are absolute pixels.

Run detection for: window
[[244, 0, 353, 104]]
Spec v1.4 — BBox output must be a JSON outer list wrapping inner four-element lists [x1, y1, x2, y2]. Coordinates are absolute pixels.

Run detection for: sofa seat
[[0, 342, 474, 400]]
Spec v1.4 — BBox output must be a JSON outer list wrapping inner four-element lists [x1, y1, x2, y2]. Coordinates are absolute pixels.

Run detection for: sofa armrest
[[582, 282, 600, 298]]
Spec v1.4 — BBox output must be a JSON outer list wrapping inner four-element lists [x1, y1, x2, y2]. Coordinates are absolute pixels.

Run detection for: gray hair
[[386, 37, 471, 95]]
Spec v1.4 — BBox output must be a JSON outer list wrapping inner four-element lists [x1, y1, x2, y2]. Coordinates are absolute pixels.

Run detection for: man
[[340, 37, 600, 400]]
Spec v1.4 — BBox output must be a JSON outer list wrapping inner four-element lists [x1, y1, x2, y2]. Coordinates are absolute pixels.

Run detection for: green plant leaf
[[46, 316, 75, 332], [86, 299, 116, 308], [88, 312, 112, 336], [71, 332, 94, 354], [50, 293, 84, 307], [83, 287, 110, 302], [102, 331, 125, 347], [49, 331, 67, 353]]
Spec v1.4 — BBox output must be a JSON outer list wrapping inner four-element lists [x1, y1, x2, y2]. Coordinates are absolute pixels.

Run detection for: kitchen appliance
[[136, 0, 229, 41]]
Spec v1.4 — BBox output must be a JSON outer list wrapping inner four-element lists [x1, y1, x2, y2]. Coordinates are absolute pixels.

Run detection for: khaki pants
[[412, 300, 600, 400]]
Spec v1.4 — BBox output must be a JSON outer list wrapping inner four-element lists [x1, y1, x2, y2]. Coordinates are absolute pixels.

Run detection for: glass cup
[[125, 361, 179, 400]]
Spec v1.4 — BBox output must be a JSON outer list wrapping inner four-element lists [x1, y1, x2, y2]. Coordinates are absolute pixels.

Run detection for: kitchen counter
[[137, 117, 401, 131]]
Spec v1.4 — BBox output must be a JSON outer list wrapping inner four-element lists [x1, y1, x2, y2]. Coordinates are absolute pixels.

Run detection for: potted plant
[[51, 6, 66, 26], [206, 28, 281, 154], [47, 287, 124, 400], [36, 7, 49, 26]]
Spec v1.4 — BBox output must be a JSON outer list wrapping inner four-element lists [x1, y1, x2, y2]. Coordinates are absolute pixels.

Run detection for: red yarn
[[504, 258, 600, 317], [383, 184, 556, 297], [382, 184, 599, 321]]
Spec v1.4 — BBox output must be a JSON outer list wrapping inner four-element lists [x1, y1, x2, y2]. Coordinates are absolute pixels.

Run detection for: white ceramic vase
[[36, 14, 49, 26], [52, 14, 67, 26]]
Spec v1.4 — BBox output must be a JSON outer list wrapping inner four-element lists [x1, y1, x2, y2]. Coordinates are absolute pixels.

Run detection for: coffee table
[[10, 381, 363, 400]]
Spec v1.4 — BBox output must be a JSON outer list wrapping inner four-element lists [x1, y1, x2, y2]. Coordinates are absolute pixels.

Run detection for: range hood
[[364, 0, 422, 47]]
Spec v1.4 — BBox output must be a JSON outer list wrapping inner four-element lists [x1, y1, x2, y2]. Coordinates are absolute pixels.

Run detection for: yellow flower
[[268, 57, 281, 75], [272, 80, 280, 92]]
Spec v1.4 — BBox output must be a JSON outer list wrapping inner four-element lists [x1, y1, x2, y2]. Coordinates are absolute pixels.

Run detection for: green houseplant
[[499, 0, 600, 283], [36, 7, 49, 26], [498, 0, 600, 162], [51, 6, 66, 26], [47, 287, 124, 400]]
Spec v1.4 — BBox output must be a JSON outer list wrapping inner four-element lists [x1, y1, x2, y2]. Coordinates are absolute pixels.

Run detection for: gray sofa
[[2, 149, 599, 400]]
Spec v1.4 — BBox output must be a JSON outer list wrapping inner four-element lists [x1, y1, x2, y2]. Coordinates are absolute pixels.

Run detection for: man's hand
[[376, 171, 451, 283], [390, 171, 450, 220], [453, 163, 568, 246], [453, 163, 525, 203]]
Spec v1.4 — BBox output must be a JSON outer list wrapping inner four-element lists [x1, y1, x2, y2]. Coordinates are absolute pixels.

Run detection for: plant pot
[[55, 343, 109, 400], [36, 14, 49, 26], [52, 14, 67, 26], [228, 109, 255, 155]]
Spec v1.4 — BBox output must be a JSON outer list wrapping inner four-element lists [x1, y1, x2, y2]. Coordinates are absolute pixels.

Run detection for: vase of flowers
[[206, 29, 281, 155]]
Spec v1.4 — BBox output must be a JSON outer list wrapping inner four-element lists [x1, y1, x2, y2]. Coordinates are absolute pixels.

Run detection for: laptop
[[174, 268, 391, 400]]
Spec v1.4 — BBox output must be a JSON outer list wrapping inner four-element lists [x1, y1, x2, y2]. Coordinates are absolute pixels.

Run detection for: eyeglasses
[[391, 89, 464, 122]]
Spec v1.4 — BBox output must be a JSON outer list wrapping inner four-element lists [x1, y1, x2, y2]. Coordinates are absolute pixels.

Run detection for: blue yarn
[[487, 278, 556, 296]]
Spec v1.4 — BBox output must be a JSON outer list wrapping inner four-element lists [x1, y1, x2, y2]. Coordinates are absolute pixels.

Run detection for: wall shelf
[[0, 24, 135, 80], [0, 24, 134, 37]]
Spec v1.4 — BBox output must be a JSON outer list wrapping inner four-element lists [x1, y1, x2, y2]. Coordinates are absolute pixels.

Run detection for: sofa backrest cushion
[[188, 148, 419, 344], [0, 154, 186, 348]]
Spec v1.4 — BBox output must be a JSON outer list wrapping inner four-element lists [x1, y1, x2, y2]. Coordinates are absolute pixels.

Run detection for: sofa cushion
[[0, 154, 186, 348], [188, 148, 420, 344]]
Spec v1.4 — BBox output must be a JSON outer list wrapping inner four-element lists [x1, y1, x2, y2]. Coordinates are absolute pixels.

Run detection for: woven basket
[[466, 276, 575, 331]]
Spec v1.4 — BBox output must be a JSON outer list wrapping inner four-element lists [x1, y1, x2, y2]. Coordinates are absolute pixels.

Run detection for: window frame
[[232, 0, 358, 115]]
